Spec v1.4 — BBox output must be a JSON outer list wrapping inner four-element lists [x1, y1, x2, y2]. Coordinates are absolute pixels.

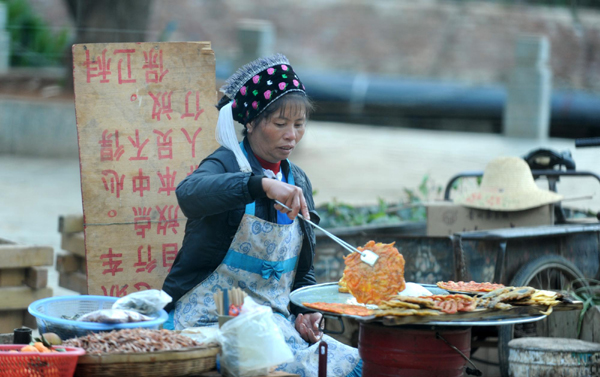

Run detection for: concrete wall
[[0, 99, 78, 158], [27, 0, 600, 93], [146, 0, 600, 94]]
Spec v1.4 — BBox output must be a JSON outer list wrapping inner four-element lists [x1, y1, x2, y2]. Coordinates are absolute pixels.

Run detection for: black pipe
[[217, 69, 600, 137]]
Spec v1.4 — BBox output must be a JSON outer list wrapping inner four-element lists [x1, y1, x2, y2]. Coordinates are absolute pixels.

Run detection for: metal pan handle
[[319, 314, 345, 335]]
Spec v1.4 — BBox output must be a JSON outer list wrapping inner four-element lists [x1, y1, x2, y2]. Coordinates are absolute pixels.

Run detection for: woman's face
[[247, 103, 306, 163]]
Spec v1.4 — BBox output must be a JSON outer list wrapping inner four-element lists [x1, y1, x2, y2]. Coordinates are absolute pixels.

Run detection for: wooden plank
[[580, 305, 600, 343], [0, 245, 53, 268], [0, 268, 25, 287], [58, 271, 88, 294], [0, 286, 53, 310], [73, 42, 217, 295], [56, 254, 83, 274], [58, 214, 84, 234], [61, 232, 85, 257], [24, 267, 48, 289], [548, 309, 579, 339], [0, 310, 25, 334]]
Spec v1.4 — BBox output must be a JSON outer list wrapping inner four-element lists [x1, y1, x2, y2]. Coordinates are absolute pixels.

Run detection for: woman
[[162, 54, 362, 376]]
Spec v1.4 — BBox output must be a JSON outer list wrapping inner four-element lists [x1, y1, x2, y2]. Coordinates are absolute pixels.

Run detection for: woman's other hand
[[262, 179, 310, 220], [295, 312, 323, 344]]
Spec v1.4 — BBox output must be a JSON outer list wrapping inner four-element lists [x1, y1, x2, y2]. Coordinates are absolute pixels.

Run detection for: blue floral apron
[[174, 165, 359, 376]]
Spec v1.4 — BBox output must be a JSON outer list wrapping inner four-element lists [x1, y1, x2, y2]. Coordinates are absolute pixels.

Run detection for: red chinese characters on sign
[[101, 248, 124, 276], [132, 168, 151, 197], [132, 207, 152, 238], [102, 170, 125, 198], [128, 129, 150, 161], [84, 49, 111, 83], [134, 282, 151, 291], [102, 284, 128, 297], [157, 167, 177, 196], [83, 46, 214, 298], [134, 245, 158, 273], [83, 47, 172, 85], [153, 129, 173, 160], [181, 91, 204, 120], [156, 205, 180, 235], [99, 130, 124, 161], [143, 49, 169, 83], [114, 49, 136, 84], [149, 91, 173, 121], [162, 243, 178, 271], [181, 127, 203, 158]]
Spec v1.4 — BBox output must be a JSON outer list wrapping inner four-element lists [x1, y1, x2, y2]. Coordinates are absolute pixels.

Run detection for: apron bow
[[261, 261, 284, 281]]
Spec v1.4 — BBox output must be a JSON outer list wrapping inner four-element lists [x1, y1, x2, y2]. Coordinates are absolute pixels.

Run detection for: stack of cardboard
[[57, 214, 87, 294], [0, 238, 53, 333]]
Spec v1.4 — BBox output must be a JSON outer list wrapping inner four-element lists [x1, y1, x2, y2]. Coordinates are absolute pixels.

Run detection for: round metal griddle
[[289, 282, 548, 327]]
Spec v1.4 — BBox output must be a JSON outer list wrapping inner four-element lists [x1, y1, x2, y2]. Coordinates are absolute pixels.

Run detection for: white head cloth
[[215, 101, 252, 173]]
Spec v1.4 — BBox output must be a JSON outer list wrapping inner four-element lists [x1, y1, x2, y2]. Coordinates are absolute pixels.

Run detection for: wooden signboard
[[73, 42, 219, 296]]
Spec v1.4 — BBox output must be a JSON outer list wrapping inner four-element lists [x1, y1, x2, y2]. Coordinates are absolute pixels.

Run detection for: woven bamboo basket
[[73, 344, 220, 377]]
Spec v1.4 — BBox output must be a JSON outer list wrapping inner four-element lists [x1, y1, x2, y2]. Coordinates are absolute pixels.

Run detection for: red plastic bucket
[[359, 323, 471, 377]]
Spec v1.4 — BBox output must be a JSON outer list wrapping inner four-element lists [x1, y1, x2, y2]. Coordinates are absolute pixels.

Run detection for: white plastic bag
[[77, 309, 153, 324], [180, 327, 220, 345], [112, 289, 172, 315], [218, 297, 294, 377]]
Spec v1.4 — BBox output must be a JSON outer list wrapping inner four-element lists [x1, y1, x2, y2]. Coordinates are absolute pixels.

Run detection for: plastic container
[[28, 296, 168, 340], [0, 344, 85, 377]]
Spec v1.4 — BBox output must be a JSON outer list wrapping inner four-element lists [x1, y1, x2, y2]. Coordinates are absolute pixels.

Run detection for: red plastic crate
[[0, 345, 85, 377]]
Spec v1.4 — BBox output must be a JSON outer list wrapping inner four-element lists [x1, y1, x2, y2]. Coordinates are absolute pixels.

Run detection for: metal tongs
[[275, 200, 379, 266]]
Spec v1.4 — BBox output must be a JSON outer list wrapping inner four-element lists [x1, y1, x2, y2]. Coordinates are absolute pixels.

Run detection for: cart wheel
[[497, 255, 587, 377]]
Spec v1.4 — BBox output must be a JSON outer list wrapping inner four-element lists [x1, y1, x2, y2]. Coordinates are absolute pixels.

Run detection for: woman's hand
[[262, 178, 310, 220], [295, 312, 323, 344]]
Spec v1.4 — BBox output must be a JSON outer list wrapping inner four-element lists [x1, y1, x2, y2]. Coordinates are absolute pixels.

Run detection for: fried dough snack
[[373, 308, 441, 317], [338, 273, 350, 293], [341, 241, 406, 305], [303, 302, 373, 317]]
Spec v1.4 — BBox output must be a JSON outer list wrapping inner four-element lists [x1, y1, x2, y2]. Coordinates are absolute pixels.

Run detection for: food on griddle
[[510, 289, 562, 306], [339, 241, 405, 304], [400, 282, 433, 297], [378, 299, 420, 310], [316, 284, 572, 319], [373, 308, 441, 317], [303, 302, 373, 317], [389, 295, 439, 309], [480, 286, 536, 309], [63, 328, 203, 355], [477, 286, 563, 314], [428, 294, 477, 314], [437, 280, 505, 293], [374, 296, 442, 317], [478, 287, 513, 299], [338, 274, 349, 293]]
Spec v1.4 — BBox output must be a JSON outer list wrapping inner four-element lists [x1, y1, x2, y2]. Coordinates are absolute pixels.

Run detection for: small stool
[[509, 337, 600, 377]]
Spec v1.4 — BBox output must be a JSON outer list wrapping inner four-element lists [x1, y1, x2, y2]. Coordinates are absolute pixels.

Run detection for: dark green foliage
[[5, 0, 70, 66], [317, 175, 441, 228], [567, 278, 600, 337]]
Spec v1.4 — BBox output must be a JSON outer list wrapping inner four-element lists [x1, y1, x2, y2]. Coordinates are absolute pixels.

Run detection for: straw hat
[[453, 156, 563, 211]]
